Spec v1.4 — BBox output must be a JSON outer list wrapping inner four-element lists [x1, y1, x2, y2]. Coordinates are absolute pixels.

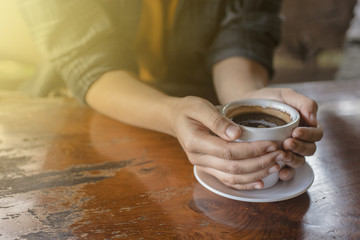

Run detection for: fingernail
[[275, 153, 284, 162], [310, 113, 317, 124], [266, 145, 276, 152], [293, 130, 302, 138], [268, 165, 279, 174], [254, 184, 262, 190], [225, 125, 240, 139]]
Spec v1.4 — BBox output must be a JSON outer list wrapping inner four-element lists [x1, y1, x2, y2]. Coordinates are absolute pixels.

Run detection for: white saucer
[[193, 163, 314, 203]]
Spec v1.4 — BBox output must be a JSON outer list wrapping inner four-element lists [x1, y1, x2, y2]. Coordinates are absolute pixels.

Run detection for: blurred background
[[273, 0, 356, 83], [0, 0, 357, 93]]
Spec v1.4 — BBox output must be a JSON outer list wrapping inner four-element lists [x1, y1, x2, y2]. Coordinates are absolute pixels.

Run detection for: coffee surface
[[231, 112, 287, 128], [226, 106, 292, 128]]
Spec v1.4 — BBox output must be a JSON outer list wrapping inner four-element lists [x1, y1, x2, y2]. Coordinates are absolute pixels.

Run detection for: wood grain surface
[[0, 80, 359, 239]]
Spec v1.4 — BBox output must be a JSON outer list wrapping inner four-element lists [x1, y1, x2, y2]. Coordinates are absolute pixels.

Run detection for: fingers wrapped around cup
[[222, 99, 300, 189]]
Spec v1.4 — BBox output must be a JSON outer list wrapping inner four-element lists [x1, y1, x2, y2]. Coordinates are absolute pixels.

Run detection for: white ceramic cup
[[222, 99, 300, 189]]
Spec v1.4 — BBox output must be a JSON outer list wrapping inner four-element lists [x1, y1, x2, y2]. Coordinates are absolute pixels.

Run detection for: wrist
[[160, 96, 182, 137], [212, 57, 269, 104]]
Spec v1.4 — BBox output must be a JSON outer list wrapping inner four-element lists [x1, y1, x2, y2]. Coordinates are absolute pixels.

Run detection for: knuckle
[[281, 88, 295, 97], [182, 95, 197, 104], [226, 161, 243, 174], [248, 142, 260, 157], [260, 155, 274, 169], [182, 138, 196, 153], [260, 159, 268, 169], [224, 175, 237, 185], [210, 113, 226, 132], [284, 88, 295, 94], [186, 96, 207, 110], [180, 96, 205, 114], [222, 146, 236, 160]]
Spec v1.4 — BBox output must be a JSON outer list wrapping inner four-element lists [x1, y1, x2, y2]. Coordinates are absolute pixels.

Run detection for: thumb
[[191, 102, 241, 141], [280, 89, 318, 126]]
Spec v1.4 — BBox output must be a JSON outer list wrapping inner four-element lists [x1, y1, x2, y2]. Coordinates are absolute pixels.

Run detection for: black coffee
[[231, 112, 288, 128]]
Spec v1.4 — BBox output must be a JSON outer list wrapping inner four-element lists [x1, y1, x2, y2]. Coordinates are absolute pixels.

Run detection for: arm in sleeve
[[207, 0, 282, 78], [17, 0, 138, 104]]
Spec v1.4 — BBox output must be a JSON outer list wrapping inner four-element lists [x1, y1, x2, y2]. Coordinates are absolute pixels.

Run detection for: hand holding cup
[[222, 99, 300, 189]]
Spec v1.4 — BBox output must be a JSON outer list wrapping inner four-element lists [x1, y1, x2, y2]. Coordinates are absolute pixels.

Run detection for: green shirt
[[18, 0, 282, 104]]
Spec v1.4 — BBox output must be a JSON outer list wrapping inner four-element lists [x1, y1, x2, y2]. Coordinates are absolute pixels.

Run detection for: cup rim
[[222, 99, 300, 130]]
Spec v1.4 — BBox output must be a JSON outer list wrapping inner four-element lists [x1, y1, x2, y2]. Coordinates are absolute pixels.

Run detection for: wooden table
[[1, 80, 359, 239]]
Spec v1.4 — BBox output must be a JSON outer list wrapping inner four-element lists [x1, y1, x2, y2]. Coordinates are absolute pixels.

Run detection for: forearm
[[86, 70, 177, 136], [212, 57, 270, 105]]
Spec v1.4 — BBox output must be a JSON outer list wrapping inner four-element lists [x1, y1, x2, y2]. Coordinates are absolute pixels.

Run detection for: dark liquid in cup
[[231, 112, 288, 128]]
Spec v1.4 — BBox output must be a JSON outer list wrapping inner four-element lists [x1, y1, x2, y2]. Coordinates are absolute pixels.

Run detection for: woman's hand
[[168, 96, 285, 190], [242, 88, 324, 181], [212, 57, 323, 184]]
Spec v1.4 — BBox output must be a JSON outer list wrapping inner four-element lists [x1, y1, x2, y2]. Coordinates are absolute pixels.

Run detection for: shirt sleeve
[[17, 0, 138, 104], [207, 0, 282, 78]]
